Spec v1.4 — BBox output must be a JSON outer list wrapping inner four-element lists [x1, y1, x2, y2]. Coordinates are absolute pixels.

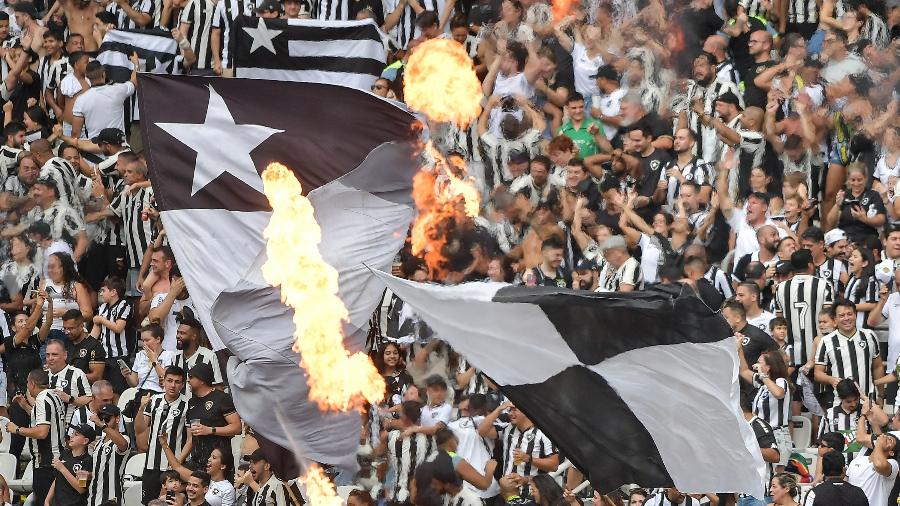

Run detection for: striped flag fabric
[[373, 273, 769, 497], [232, 16, 385, 90], [137, 74, 419, 477], [97, 28, 184, 82]]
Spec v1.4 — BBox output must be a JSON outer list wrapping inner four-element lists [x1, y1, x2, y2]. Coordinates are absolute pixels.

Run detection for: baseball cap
[[574, 257, 598, 271], [70, 423, 98, 442], [12, 3, 38, 18], [875, 258, 896, 285], [26, 221, 51, 238], [431, 451, 462, 486], [591, 64, 617, 81], [91, 128, 126, 146], [98, 404, 121, 419], [599, 235, 627, 252], [824, 228, 847, 246], [508, 150, 530, 164], [248, 448, 268, 462], [715, 91, 743, 110], [189, 362, 215, 385], [775, 260, 793, 276], [256, 0, 281, 13]]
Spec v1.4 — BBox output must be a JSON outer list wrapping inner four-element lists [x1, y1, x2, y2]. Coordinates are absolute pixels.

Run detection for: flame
[[410, 142, 481, 278], [403, 38, 482, 127], [298, 465, 342, 506], [551, 0, 576, 22], [261, 163, 386, 412]]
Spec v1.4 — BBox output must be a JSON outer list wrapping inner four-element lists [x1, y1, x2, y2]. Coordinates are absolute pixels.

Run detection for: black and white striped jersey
[[705, 265, 735, 299], [644, 493, 702, 506], [252, 474, 289, 506], [661, 156, 715, 207], [110, 185, 154, 269], [0, 145, 21, 183], [23, 202, 86, 247], [48, 365, 92, 424], [815, 257, 847, 294], [106, 0, 155, 29], [815, 328, 881, 402], [752, 374, 791, 428], [862, 13, 889, 49], [685, 78, 742, 162], [456, 357, 488, 396], [715, 59, 740, 85], [315, 0, 349, 20], [87, 432, 131, 506], [479, 129, 541, 189], [739, 0, 767, 18], [142, 392, 189, 471], [96, 298, 132, 359], [29, 388, 67, 468], [387, 430, 435, 503], [818, 403, 861, 440], [498, 424, 556, 478], [843, 274, 879, 328], [775, 274, 835, 366], [787, 0, 818, 24], [748, 415, 778, 492], [211, 0, 257, 68], [598, 257, 642, 292], [40, 157, 87, 212], [381, 0, 414, 49], [173, 346, 223, 397], [180, 0, 216, 69]]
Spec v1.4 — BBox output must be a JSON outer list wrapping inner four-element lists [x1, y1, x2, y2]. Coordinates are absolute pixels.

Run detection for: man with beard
[[679, 52, 742, 163], [619, 125, 669, 222], [733, 224, 780, 282], [63, 310, 105, 383], [742, 29, 776, 109], [801, 226, 849, 293], [0, 121, 24, 182], [172, 316, 222, 398], [0, 151, 38, 219], [616, 91, 672, 150], [662, 128, 715, 207]]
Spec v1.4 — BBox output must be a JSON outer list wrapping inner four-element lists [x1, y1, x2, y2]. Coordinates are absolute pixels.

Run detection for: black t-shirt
[[66, 336, 107, 377], [9, 69, 41, 121], [187, 390, 236, 467], [739, 323, 778, 376], [530, 266, 571, 288], [838, 189, 886, 243], [729, 18, 767, 77], [595, 208, 624, 235], [50, 450, 92, 506], [812, 479, 869, 506], [4, 332, 42, 390], [634, 149, 670, 222], [637, 112, 672, 142], [742, 59, 776, 109]]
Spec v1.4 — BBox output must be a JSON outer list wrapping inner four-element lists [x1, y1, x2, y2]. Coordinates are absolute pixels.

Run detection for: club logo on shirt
[[650, 160, 660, 171], [525, 432, 534, 442], [859, 340, 867, 349], [73, 463, 82, 472], [205, 400, 214, 411], [59, 379, 69, 388], [861, 197, 870, 206], [171, 409, 181, 417], [79, 349, 87, 358], [741, 337, 750, 346], [821, 268, 832, 279], [685, 173, 693, 180], [104, 445, 113, 455], [756, 66, 766, 73]]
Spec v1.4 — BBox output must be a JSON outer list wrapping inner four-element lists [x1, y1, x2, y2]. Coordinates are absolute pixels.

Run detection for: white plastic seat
[[123, 483, 143, 506], [0, 453, 16, 480], [8, 460, 33, 494], [124, 453, 146, 479], [791, 415, 812, 451]]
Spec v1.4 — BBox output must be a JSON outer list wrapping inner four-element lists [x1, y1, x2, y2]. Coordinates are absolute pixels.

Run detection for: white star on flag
[[155, 85, 284, 196], [150, 57, 170, 74], [242, 17, 282, 54]]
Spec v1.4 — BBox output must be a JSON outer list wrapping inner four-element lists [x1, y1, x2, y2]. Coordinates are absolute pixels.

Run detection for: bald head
[[742, 107, 765, 131], [29, 138, 52, 156], [703, 35, 727, 57]]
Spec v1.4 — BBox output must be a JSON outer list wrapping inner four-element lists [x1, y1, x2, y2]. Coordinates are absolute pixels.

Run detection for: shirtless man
[[12, 4, 45, 55], [52, 0, 103, 51]]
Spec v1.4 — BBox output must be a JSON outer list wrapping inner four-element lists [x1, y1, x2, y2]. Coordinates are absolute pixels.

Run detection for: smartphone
[[117, 359, 131, 372]]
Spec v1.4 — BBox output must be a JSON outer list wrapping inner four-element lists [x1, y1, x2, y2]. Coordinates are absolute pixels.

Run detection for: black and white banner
[[233, 16, 385, 90], [374, 274, 768, 497], [97, 28, 183, 82]]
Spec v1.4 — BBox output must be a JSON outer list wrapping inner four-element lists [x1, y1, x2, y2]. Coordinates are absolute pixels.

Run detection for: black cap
[[508, 150, 530, 164], [775, 260, 793, 276], [432, 451, 463, 486], [256, 0, 282, 12], [248, 448, 268, 462], [91, 128, 125, 146], [26, 221, 51, 238], [575, 257, 598, 271], [715, 91, 743, 110], [98, 404, 121, 419], [591, 64, 618, 81], [70, 423, 98, 442], [189, 362, 215, 385], [13, 3, 38, 18]]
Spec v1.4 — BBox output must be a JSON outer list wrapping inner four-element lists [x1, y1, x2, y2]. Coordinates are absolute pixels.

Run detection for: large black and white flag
[[374, 273, 768, 497], [137, 74, 419, 476], [232, 16, 385, 90], [97, 28, 183, 82]]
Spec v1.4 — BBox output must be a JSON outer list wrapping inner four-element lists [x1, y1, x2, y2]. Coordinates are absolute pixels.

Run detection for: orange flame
[[261, 163, 386, 412], [299, 465, 342, 506], [551, 0, 576, 22], [403, 38, 482, 127], [410, 142, 481, 278]]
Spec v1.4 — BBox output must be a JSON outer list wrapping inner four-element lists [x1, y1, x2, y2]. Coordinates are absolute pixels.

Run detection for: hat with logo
[[715, 91, 743, 110], [91, 128, 126, 146], [256, 0, 282, 13], [875, 258, 896, 285], [98, 404, 121, 419], [824, 228, 847, 246], [70, 423, 98, 442]]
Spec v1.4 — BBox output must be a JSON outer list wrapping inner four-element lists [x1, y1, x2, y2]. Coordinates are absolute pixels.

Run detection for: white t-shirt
[[131, 349, 176, 393], [149, 293, 196, 351], [570, 43, 602, 97], [71, 81, 136, 139], [492, 72, 535, 100], [846, 451, 899, 506], [638, 233, 662, 284], [420, 402, 452, 428], [727, 209, 786, 262], [59, 74, 88, 99], [447, 416, 499, 498], [747, 311, 776, 335], [206, 479, 236, 506], [591, 87, 626, 140], [881, 292, 900, 372]]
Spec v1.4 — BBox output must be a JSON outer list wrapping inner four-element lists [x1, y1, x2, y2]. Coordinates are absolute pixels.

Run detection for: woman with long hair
[[827, 163, 887, 244], [378, 342, 413, 411], [160, 442, 236, 506], [0, 235, 37, 313], [844, 246, 879, 328], [38, 252, 92, 341], [740, 350, 793, 471], [530, 474, 565, 506]]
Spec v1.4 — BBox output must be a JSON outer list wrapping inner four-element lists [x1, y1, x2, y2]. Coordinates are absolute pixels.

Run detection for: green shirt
[[557, 118, 604, 159]]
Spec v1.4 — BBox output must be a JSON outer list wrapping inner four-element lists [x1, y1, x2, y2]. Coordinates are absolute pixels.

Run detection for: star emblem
[[155, 85, 284, 196], [150, 57, 170, 74], [242, 17, 282, 54]]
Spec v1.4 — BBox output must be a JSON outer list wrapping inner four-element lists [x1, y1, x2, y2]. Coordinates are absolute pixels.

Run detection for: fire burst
[[404, 38, 482, 127], [551, 0, 575, 22], [261, 163, 386, 412], [299, 465, 342, 506]]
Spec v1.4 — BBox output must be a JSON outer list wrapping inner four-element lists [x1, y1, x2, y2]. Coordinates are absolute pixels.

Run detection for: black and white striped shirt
[[705, 265, 735, 299], [87, 432, 130, 506], [662, 156, 715, 207], [315, 0, 348, 20], [23, 202, 86, 247], [211, 0, 256, 68], [382, 0, 414, 49], [180, 0, 216, 69], [29, 388, 67, 468], [862, 13, 889, 49], [97, 298, 132, 358], [110, 185, 154, 269], [752, 373, 791, 428], [143, 392, 189, 471], [106, 0, 155, 29], [818, 403, 861, 440], [598, 257, 642, 292], [644, 493, 701, 506], [479, 129, 541, 189], [253, 475, 288, 506], [173, 346, 223, 397], [499, 424, 556, 478], [456, 357, 487, 396], [48, 365, 92, 424], [816, 257, 847, 294], [0, 144, 20, 183], [775, 274, 835, 366], [787, 0, 818, 23], [739, 0, 767, 18], [815, 328, 881, 402], [387, 431, 435, 503], [40, 157, 86, 213], [715, 59, 740, 85], [685, 78, 742, 162], [749, 415, 779, 491], [843, 274, 879, 328]]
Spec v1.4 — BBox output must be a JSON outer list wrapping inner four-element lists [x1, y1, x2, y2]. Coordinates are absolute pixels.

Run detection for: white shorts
[[774, 425, 792, 466]]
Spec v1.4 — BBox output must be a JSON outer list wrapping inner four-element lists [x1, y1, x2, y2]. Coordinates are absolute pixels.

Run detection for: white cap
[[824, 228, 847, 246], [875, 259, 896, 285]]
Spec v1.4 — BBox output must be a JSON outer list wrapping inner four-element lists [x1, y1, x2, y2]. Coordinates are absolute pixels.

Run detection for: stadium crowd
[[0, 0, 897, 504]]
